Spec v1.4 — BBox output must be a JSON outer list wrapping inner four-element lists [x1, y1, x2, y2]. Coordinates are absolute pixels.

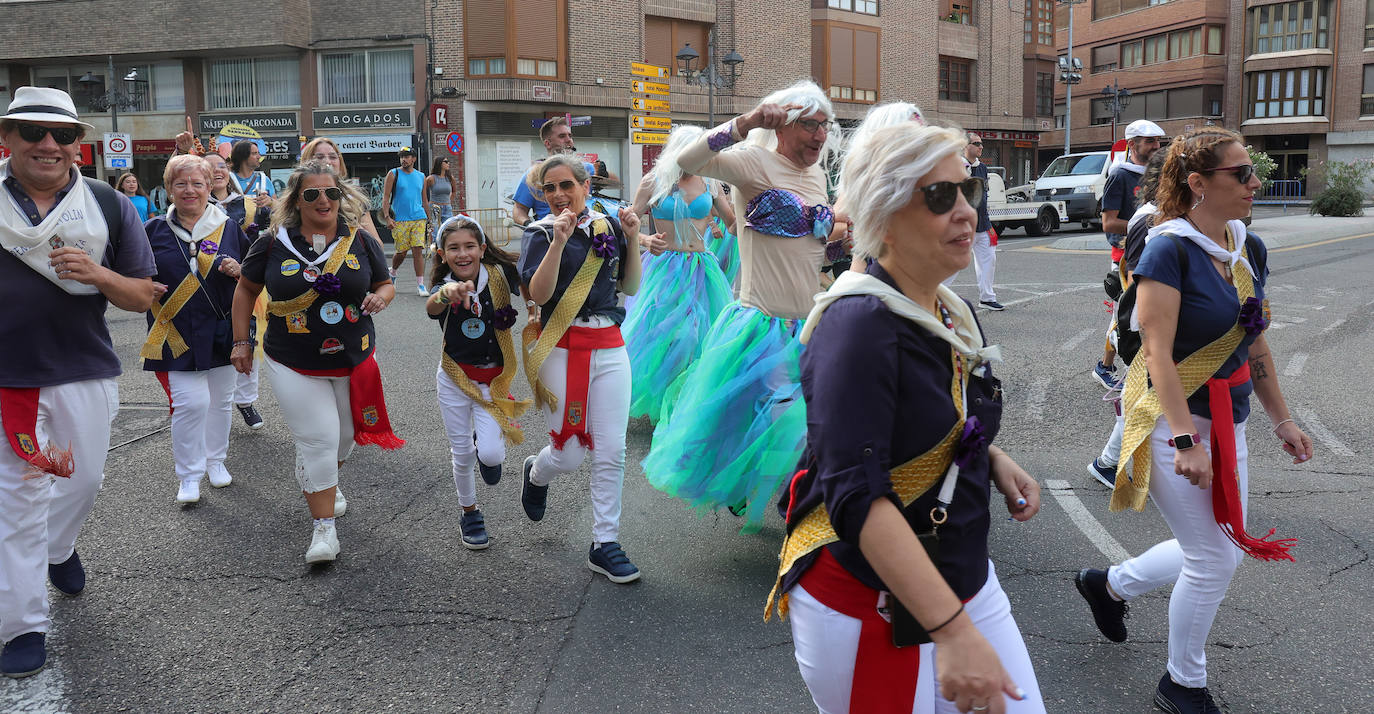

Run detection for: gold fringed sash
[[266, 230, 357, 317], [523, 219, 611, 411], [438, 265, 532, 445], [765, 350, 968, 621], [140, 225, 224, 360], [1111, 231, 1256, 512]]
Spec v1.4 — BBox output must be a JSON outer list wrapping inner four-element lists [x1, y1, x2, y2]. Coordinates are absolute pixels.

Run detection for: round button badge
[[320, 301, 344, 325], [461, 317, 486, 339], [280, 259, 301, 276]]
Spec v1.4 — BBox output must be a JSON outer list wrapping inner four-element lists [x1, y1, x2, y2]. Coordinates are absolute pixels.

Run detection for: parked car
[[986, 166, 1068, 237], [1032, 151, 1112, 227]]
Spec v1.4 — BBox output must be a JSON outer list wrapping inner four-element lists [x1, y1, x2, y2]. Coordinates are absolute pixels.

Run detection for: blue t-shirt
[[234, 171, 275, 197], [130, 194, 153, 222], [390, 168, 427, 222], [511, 161, 598, 220], [1133, 231, 1268, 423], [1102, 165, 1142, 247]]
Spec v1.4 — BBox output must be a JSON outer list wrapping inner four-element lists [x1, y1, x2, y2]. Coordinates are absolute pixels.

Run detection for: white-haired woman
[[622, 125, 735, 423], [769, 122, 1045, 714], [141, 154, 253, 503], [643, 79, 849, 533], [842, 101, 926, 271]]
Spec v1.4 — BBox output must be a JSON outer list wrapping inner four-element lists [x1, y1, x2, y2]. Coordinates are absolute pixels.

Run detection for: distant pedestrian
[[382, 146, 430, 295], [426, 156, 455, 227], [960, 132, 1002, 311], [118, 172, 154, 222]]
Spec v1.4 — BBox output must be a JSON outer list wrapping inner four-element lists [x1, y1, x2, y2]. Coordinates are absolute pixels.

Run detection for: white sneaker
[[416, 282, 429, 296], [176, 477, 201, 504], [305, 521, 340, 563], [207, 463, 233, 488], [388, 268, 397, 281], [334, 488, 347, 517]]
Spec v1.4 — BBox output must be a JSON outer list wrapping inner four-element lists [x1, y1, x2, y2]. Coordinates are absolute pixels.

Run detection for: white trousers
[[167, 366, 236, 481], [1107, 415, 1248, 688], [529, 335, 631, 544], [971, 231, 997, 302], [1099, 412, 1125, 466], [0, 378, 118, 642], [233, 358, 259, 406], [436, 366, 505, 508], [264, 357, 355, 493], [789, 560, 1045, 714]]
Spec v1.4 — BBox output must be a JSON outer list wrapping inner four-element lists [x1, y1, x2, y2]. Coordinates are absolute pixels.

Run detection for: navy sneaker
[[521, 456, 547, 522], [237, 404, 265, 430], [979, 300, 1006, 311], [1075, 568, 1128, 643], [1154, 673, 1221, 713], [473, 432, 502, 485], [1093, 361, 1119, 389], [1, 632, 46, 679], [48, 550, 85, 596], [1088, 458, 1117, 488], [460, 509, 490, 550], [588, 542, 641, 583]]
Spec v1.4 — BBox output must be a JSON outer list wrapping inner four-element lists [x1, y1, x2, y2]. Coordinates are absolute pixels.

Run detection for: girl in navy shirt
[[426, 215, 525, 550]]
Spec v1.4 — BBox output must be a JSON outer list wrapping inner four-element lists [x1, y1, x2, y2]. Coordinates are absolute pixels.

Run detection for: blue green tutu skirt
[[642, 303, 806, 533], [705, 219, 740, 286]]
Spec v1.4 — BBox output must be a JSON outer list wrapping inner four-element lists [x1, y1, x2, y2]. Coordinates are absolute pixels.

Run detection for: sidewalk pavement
[[1048, 213, 1374, 252]]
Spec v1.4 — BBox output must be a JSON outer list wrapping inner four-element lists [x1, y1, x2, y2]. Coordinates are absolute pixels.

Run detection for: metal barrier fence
[[1262, 179, 1305, 199], [458, 207, 520, 248]]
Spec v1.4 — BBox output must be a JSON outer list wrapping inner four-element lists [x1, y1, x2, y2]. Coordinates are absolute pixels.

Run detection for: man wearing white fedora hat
[[0, 86, 157, 678]]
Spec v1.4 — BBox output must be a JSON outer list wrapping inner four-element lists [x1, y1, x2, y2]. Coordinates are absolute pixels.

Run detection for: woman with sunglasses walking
[[231, 160, 402, 564], [1073, 128, 1312, 714]]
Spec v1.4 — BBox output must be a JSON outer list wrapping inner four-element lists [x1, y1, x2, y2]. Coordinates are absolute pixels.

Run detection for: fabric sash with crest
[[0, 388, 76, 479], [0, 159, 108, 295], [266, 227, 356, 316], [1113, 227, 1295, 561], [439, 264, 532, 445], [140, 213, 227, 360]]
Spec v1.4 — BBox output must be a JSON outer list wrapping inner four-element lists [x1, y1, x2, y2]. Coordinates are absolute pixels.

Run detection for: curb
[[1048, 214, 1374, 252]]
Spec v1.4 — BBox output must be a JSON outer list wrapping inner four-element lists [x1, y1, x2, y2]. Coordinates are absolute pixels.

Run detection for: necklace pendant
[[312, 234, 327, 254]]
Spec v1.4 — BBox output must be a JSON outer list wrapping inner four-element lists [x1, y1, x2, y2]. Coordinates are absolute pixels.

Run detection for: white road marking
[[1298, 408, 1354, 457], [999, 283, 1100, 308], [1284, 353, 1308, 378], [1321, 318, 1346, 335], [1060, 326, 1098, 353], [1045, 479, 1132, 562], [1025, 376, 1051, 422]]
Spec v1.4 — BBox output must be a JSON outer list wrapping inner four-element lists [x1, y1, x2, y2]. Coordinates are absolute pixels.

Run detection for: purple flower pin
[[244, 223, 261, 242], [954, 416, 987, 470], [492, 306, 519, 331], [314, 272, 342, 297], [1237, 296, 1268, 336], [198, 240, 219, 256], [592, 232, 617, 259], [825, 239, 849, 263]]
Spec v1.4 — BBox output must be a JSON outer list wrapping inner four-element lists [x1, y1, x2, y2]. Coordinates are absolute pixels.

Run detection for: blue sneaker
[[1, 632, 46, 679], [588, 542, 641, 583], [460, 509, 490, 550], [49, 550, 85, 596], [1092, 361, 1119, 389], [475, 434, 502, 485], [1088, 458, 1117, 488], [521, 456, 547, 522]]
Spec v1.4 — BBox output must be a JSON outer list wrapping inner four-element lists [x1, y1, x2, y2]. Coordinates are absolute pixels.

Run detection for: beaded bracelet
[[232, 339, 256, 348]]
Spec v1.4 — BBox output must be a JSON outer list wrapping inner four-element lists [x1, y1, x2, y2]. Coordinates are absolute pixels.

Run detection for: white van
[[1032, 151, 1112, 226]]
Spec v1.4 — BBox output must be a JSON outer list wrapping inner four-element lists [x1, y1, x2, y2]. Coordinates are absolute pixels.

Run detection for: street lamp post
[[76, 55, 146, 133], [1057, 0, 1086, 155], [676, 29, 744, 126], [1100, 81, 1132, 144]]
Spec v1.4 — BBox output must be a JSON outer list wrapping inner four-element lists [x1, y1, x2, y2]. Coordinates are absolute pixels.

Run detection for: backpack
[[1114, 233, 1188, 366]]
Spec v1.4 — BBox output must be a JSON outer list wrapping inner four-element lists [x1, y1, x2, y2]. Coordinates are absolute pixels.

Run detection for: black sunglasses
[[918, 177, 984, 215], [969, 141, 984, 146], [1200, 164, 1255, 185], [541, 179, 579, 194], [302, 187, 343, 202], [15, 123, 80, 145]]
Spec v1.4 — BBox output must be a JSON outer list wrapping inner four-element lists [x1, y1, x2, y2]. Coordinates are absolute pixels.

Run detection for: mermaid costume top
[[650, 188, 714, 252]]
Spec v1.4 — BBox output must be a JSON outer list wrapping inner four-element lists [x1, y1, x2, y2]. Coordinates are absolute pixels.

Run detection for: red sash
[[798, 548, 921, 713], [0, 388, 75, 479], [346, 354, 405, 450], [459, 364, 503, 385], [549, 325, 624, 451], [1204, 361, 1296, 561]]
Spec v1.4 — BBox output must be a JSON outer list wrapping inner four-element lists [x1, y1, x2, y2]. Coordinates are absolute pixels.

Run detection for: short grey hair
[[837, 102, 926, 231], [836, 123, 968, 261]]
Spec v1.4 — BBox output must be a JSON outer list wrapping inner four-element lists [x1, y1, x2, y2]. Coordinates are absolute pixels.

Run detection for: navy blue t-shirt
[[519, 212, 629, 324], [1134, 230, 1268, 423], [142, 215, 251, 372], [1102, 165, 1143, 247], [431, 264, 522, 367], [968, 161, 991, 233]]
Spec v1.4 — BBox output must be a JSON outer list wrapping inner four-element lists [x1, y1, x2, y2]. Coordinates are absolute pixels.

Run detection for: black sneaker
[[1088, 458, 1117, 488], [1, 632, 46, 679], [459, 509, 490, 550], [980, 300, 1006, 311], [1154, 673, 1221, 713], [48, 550, 85, 596], [237, 404, 265, 430], [521, 455, 547, 521], [588, 541, 641, 583], [1074, 568, 1128, 642]]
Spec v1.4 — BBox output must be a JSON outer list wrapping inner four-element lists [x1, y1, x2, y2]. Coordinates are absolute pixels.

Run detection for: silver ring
[[972, 706, 989, 712]]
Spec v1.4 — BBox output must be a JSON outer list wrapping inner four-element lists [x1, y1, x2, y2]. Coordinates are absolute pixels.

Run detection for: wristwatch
[[1168, 433, 1201, 450]]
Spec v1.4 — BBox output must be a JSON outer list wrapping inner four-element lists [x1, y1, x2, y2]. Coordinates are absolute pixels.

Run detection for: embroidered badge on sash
[[280, 259, 301, 276], [344, 254, 360, 270], [49, 236, 64, 250], [345, 305, 360, 323], [1262, 298, 1271, 323], [360, 334, 369, 351], [286, 312, 310, 333], [567, 401, 585, 427], [16, 433, 37, 455], [362, 406, 379, 426], [319, 301, 344, 325], [319, 338, 344, 354]]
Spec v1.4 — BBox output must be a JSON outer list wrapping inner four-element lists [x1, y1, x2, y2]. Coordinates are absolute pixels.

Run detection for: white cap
[[1, 87, 96, 130], [1124, 120, 1165, 139]]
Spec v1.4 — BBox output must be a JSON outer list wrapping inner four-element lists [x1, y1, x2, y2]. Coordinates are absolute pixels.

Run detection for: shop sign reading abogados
[[313, 108, 414, 131]]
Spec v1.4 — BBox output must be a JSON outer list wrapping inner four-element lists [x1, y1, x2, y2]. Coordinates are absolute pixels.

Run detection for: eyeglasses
[[541, 179, 579, 195], [1200, 164, 1256, 185], [302, 187, 343, 202], [917, 177, 984, 215], [15, 123, 80, 145], [795, 118, 836, 135], [968, 141, 983, 146]]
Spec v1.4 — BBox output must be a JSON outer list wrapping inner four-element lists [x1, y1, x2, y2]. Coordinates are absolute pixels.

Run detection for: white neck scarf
[[1127, 201, 1157, 235], [275, 225, 347, 269], [1114, 161, 1146, 175], [801, 271, 1002, 370], [0, 160, 107, 295], [442, 263, 489, 316], [1147, 216, 1253, 276], [167, 204, 229, 272]]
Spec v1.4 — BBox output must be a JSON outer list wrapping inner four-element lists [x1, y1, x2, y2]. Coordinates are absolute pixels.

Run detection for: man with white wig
[[643, 79, 849, 532]]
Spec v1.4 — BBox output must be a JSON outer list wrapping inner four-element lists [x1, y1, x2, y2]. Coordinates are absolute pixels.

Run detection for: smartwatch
[[1168, 433, 1201, 450]]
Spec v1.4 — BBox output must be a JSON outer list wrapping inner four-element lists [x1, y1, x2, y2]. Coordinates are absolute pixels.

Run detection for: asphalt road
[[3, 219, 1371, 713]]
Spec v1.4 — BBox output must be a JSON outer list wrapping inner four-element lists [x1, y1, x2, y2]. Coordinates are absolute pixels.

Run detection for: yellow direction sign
[[632, 80, 670, 96], [632, 131, 669, 146], [631, 97, 671, 113], [631, 115, 672, 130], [631, 62, 669, 78]]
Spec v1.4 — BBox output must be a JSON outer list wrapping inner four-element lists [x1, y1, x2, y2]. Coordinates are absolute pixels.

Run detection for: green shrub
[[1309, 186, 1364, 217], [1246, 146, 1278, 192]]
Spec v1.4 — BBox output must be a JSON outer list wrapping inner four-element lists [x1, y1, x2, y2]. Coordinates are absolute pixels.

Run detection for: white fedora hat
[[2, 87, 96, 130]]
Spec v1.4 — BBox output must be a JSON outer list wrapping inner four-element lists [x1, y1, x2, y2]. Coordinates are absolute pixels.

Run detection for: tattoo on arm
[[1250, 352, 1270, 381]]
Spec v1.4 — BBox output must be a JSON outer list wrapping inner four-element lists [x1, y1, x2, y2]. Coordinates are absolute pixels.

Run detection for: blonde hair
[[301, 137, 350, 179], [835, 123, 967, 261], [270, 159, 369, 233], [646, 125, 706, 208], [162, 155, 212, 189]]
